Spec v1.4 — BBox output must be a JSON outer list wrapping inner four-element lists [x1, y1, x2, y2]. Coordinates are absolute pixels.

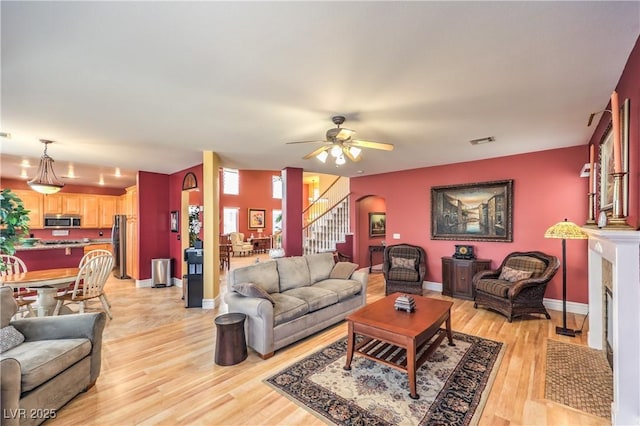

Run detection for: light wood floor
[[48, 254, 609, 426]]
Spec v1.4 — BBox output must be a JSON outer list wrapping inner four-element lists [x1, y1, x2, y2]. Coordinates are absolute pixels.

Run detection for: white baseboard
[[421, 281, 588, 315]]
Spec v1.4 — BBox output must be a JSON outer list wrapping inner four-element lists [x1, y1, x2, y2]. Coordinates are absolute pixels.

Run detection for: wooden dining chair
[[0, 254, 36, 318], [220, 234, 231, 270], [53, 253, 114, 319], [59, 249, 114, 307]]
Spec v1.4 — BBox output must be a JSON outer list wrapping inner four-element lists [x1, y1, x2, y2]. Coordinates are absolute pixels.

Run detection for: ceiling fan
[[286, 116, 394, 165]]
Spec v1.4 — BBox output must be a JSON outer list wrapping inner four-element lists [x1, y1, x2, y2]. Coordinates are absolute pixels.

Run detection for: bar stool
[[214, 312, 247, 366]]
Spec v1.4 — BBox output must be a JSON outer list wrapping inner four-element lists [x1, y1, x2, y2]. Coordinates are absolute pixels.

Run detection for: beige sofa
[[225, 252, 367, 358], [0, 287, 106, 426]]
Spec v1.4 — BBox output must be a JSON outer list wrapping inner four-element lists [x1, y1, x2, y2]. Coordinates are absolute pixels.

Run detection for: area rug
[[545, 339, 613, 418], [265, 332, 504, 425]]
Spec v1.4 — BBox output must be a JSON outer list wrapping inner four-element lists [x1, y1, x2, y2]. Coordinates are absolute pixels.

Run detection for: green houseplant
[[0, 188, 31, 268]]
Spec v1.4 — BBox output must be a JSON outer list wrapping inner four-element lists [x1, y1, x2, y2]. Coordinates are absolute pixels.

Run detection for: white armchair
[[229, 232, 253, 256]]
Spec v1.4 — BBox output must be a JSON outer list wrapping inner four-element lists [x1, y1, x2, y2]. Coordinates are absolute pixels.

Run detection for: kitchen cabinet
[[12, 190, 44, 229], [99, 196, 117, 228], [81, 196, 100, 228], [441, 257, 491, 300], [124, 185, 137, 218], [43, 194, 82, 215], [84, 243, 112, 255], [125, 216, 138, 280]]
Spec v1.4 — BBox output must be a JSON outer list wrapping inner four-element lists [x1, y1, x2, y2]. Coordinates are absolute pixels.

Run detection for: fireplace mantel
[[583, 227, 640, 425]]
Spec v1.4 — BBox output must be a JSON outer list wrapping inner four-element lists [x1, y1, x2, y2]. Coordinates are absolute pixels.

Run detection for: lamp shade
[[27, 140, 65, 195], [544, 219, 588, 240]]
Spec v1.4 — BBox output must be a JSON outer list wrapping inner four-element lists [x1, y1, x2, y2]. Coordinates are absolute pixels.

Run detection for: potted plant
[[188, 205, 202, 247], [0, 189, 31, 269]]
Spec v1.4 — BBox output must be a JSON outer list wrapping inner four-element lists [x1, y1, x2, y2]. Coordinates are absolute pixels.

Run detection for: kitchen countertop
[[15, 239, 112, 251]]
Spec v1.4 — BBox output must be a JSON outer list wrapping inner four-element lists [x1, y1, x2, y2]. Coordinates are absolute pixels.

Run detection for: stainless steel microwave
[[44, 215, 81, 228]]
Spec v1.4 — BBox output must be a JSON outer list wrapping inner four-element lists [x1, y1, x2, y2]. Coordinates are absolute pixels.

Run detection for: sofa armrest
[[472, 269, 500, 286], [1, 358, 21, 426], [12, 312, 107, 385], [224, 292, 275, 356]]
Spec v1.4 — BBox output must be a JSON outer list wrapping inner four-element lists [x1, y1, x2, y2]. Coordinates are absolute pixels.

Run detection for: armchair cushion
[[476, 278, 512, 298], [388, 268, 419, 282], [499, 266, 534, 282], [0, 326, 24, 353], [3, 339, 91, 392], [391, 256, 416, 269], [232, 282, 275, 305]]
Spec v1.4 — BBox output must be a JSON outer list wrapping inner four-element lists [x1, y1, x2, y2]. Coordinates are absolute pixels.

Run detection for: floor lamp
[[544, 218, 588, 337]]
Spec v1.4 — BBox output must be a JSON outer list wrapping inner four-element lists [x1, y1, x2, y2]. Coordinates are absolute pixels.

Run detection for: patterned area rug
[[265, 332, 504, 425], [545, 339, 613, 418]]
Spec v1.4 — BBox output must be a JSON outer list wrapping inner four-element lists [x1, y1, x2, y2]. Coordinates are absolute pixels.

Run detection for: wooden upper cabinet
[[12, 190, 44, 229], [124, 185, 137, 218], [99, 196, 117, 228], [43, 193, 81, 215], [81, 196, 99, 228]]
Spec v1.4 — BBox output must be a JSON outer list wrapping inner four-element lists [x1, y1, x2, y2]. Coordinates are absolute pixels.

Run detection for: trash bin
[[152, 258, 173, 287]]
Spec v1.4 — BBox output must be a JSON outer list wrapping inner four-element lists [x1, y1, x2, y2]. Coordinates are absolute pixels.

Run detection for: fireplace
[[583, 227, 640, 425]]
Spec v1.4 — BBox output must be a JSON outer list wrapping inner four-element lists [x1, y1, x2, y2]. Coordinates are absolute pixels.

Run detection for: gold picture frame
[[599, 98, 629, 213], [248, 208, 266, 229]]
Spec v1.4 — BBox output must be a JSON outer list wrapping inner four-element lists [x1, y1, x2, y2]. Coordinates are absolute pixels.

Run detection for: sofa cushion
[[229, 260, 279, 294], [276, 256, 311, 291], [0, 325, 25, 353], [313, 279, 363, 302], [504, 256, 547, 278], [499, 266, 533, 282], [476, 278, 512, 298], [2, 338, 92, 392], [270, 293, 309, 326], [388, 268, 419, 282], [306, 252, 336, 283], [232, 282, 275, 305], [329, 262, 358, 279], [282, 287, 338, 312]]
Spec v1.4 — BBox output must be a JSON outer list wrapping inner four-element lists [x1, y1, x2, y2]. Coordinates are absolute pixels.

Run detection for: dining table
[[1, 267, 79, 317]]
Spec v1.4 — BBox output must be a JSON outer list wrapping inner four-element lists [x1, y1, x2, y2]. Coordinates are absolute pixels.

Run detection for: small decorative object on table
[[394, 294, 416, 312], [453, 244, 475, 259]]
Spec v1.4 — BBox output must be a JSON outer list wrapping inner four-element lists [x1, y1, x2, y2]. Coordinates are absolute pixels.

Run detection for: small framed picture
[[369, 212, 386, 237], [170, 211, 179, 233], [248, 208, 266, 229]]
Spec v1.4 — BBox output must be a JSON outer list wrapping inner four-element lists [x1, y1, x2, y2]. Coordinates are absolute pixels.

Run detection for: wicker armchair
[[382, 244, 427, 296], [472, 251, 560, 322]]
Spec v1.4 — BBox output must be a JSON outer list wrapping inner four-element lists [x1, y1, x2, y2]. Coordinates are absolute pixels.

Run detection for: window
[[272, 209, 282, 234], [223, 207, 239, 234], [223, 168, 239, 195], [272, 175, 282, 199]]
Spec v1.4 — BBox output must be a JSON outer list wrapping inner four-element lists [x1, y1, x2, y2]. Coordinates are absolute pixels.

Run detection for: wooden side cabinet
[[441, 257, 491, 300]]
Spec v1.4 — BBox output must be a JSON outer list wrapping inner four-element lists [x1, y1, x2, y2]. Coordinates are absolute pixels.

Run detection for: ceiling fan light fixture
[[27, 139, 65, 195], [315, 150, 329, 163], [330, 144, 342, 158], [348, 146, 362, 159], [335, 155, 346, 166]]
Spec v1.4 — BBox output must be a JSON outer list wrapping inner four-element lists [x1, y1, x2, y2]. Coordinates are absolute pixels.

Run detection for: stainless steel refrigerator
[[111, 215, 129, 279]]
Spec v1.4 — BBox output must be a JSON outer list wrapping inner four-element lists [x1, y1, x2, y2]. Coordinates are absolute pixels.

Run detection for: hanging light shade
[[28, 140, 65, 194]]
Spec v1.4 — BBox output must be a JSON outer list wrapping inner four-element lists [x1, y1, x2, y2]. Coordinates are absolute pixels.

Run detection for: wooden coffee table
[[343, 293, 455, 399]]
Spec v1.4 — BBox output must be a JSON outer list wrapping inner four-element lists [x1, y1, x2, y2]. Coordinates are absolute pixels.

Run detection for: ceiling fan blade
[[342, 146, 362, 162], [303, 145, 330, 160], [351, 139, 395, 151], [336, 128, 355, 140], [286, 140, 327, 145]]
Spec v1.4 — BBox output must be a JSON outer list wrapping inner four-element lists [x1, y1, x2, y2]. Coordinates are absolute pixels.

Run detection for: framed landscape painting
[[369, 212, 386, 237], [431, 179, 513, 242]]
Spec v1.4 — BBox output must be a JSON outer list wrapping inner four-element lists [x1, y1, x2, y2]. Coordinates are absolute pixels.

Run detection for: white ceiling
[[1, 1, 639, 189]]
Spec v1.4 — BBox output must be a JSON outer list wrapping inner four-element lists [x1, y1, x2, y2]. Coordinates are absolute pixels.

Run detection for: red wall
[[220, 169, 283, 237], [351, 146, 590, 304], [1, 178, 125, 196], [589, 35, 639, 229], [137, 171, 171, 280], [169, 164, 203, 278]]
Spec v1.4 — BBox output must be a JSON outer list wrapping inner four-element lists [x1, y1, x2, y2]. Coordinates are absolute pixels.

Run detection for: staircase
[[303, 176, 350, 255]]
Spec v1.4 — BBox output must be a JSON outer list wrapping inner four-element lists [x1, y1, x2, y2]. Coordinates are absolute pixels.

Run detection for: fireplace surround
[[583, 228, 640, 425]]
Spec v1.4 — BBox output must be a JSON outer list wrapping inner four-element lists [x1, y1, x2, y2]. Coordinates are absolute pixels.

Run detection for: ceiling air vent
[[469, 136, 495, 145]]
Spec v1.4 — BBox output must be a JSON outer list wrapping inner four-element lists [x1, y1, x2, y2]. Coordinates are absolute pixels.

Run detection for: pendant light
[[28, 140, 65, 194]]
